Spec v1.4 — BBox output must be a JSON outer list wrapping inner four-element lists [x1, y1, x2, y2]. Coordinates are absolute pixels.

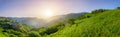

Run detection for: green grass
[[48, 10, 120, 37], [0, 28, 6, 37]]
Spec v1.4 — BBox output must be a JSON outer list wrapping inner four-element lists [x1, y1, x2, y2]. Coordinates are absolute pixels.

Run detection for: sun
[[44, 11, 53, 17], [42, 8, 54, 18]]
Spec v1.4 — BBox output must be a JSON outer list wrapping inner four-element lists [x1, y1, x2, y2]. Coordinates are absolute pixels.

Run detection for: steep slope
[[0, 28, 6, 37], [48, 10, 120, 37]]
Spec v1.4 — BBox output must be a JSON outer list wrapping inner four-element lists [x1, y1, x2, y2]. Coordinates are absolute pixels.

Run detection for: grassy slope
[[0, 28, 6, 37], [48, 10, 120, 37]]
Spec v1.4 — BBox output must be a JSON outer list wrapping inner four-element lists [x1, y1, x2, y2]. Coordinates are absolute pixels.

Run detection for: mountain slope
[[0, 17, 28, 37], [7, 12, 87, 28], [48, 10, 120, 37], [0, 28, 6, 37]]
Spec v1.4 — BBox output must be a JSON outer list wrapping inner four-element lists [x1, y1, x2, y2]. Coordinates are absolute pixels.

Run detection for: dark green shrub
[[91, 9, 108, 14], [67, 18, 76, 24], [28, 31, 41, 37], [117, 7, 120, 9], [9, 34, 18, 37]]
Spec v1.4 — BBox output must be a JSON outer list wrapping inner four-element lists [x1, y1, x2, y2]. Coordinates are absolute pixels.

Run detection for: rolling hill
[[48, 9, 120, 37]]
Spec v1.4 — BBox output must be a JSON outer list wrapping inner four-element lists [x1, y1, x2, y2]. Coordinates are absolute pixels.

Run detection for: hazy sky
[[0, 0, 120, 17]]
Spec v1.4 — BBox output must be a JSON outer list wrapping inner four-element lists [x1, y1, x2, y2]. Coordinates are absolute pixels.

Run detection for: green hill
[[0, 8, 120, 37], [48, 10, 120, 37], [0, 17, 28, 37]]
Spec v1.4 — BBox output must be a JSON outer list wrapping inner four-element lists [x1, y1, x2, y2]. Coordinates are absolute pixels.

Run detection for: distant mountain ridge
[[7, 12, 87, 28]]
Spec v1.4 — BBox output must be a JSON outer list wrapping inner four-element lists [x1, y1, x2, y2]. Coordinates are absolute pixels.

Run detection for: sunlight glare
[[42, 8, 54, 18]]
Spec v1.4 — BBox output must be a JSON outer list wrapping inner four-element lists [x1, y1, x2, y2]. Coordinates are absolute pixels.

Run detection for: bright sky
[[0, 0, 120, 17]]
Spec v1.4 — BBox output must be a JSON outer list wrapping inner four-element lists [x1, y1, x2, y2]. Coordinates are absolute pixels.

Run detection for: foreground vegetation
[[0, 7, 120, 37]]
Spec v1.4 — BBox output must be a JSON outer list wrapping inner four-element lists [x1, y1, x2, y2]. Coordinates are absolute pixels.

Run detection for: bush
[[4, 29, 25, 37], [91, 9, 108, 14], [45, 25, 59, 35], [117, 7, 120, 9], [67, 18, 76, 24], [28, 31, 41, 37], [78, 13, 92, 20], [38, 27, 47, 35], [37, 23, 65, 35], [9, 34, 18, 37]]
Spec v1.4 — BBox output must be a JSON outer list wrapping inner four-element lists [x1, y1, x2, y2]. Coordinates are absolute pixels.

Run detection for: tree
[[117, 7, 120, 9], [91, 9, 108, 14], [67, 18, 76, 24], [75, 13, 92, 21]]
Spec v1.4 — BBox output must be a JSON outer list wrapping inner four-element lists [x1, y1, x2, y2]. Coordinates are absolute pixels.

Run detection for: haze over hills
[[6, 12, 87, 28]]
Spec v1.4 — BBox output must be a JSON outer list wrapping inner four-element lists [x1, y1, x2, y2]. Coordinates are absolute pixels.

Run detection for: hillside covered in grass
[[47, 9, 120, 37]]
